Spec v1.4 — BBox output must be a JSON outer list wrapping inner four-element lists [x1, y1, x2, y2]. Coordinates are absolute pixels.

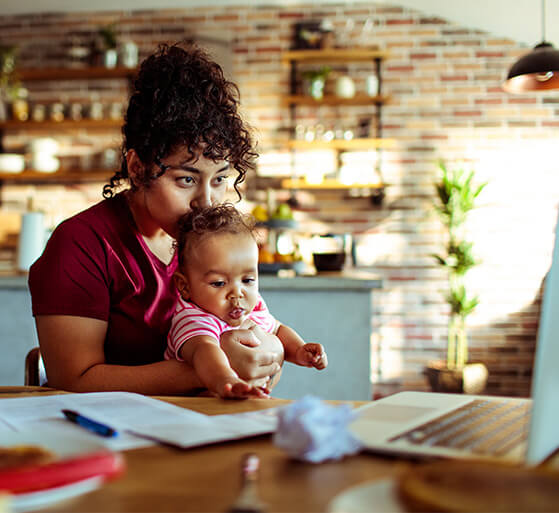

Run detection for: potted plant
[[301, 66, 331, 100], [425, 161, 489, 394], [0, 45, 22, 120], [98, 23, 118, 68]]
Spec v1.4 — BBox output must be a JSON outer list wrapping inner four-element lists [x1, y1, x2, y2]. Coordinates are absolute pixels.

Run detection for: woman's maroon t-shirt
[[28, 193, 179, 365]]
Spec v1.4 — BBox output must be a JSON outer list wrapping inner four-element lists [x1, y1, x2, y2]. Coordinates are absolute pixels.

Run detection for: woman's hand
[[220, 324, 284, 388]]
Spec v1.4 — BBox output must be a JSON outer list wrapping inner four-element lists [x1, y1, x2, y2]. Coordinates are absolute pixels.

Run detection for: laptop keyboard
[[389, 399, 532, 456]]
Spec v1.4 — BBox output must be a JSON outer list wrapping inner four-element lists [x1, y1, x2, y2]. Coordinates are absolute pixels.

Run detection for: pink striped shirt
[[164, 295, 279, 361]]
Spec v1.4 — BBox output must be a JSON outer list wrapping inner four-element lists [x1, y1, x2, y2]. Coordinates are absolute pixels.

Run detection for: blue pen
[[62, 409, 119, 438]]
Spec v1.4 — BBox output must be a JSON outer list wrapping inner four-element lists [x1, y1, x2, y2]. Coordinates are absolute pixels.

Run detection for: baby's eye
[[210, 281, 225, 288], [242, 278, 256, 284]]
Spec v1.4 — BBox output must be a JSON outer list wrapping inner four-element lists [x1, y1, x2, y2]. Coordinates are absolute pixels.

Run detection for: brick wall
[[1, 3, 558, 397]]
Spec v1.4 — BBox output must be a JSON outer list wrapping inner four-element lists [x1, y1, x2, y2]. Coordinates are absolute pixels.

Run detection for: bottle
[[366, 74, 379, 97], [17, 197, 47, 272], [12, 88, 29, 121]]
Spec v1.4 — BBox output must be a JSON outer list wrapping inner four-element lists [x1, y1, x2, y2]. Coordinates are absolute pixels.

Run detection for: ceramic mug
[[335, 76, 356, 98]]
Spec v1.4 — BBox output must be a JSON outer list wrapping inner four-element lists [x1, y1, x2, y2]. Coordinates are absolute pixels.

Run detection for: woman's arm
[[35, 315, 203, 395], [219, 324, 284, 388]]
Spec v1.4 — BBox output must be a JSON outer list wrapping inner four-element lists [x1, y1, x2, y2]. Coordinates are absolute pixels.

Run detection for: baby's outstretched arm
[[294, 343, 328, 369], [179, 335, 269, 399], [276, 324, 328, 370]]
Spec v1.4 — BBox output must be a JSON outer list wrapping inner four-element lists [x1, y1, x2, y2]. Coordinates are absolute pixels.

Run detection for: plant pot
[[424, 360, 488, 394], [303, 77, 326, 100]]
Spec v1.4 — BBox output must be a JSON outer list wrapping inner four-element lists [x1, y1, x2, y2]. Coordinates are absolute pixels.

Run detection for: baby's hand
[[216, 377, 270, 400], [296, 343, 328, 370]]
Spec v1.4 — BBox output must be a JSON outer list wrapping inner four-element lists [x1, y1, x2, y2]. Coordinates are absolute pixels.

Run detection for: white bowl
[[0, 153, 25, 173], [32, 154, 60, 173], [29, 137, 59, 154]]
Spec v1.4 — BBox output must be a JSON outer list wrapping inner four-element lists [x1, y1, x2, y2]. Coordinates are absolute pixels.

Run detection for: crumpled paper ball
[[273, 395, 363, 463]]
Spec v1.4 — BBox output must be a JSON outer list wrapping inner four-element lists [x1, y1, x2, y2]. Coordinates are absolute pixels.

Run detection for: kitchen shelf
[[0, 169, 113, 183], [281, 47, 390, 205], [281, 178, 384, 190], [282, 93, 390, 106], [0, 119, 123, 131], [287, 138, 395, 151], [18, 66, 137, 81], [282, 49, 388, 63], [0, 65, 132, 188]]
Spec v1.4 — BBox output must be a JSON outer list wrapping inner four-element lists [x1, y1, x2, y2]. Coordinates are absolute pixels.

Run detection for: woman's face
[[132, 147, 233, 238]]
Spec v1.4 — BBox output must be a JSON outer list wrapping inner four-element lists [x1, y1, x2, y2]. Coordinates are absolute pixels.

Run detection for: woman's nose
[[190, 184, 212, 209]]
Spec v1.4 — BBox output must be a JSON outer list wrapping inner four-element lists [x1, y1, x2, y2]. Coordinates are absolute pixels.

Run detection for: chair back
[[24, 347, 47, 386]]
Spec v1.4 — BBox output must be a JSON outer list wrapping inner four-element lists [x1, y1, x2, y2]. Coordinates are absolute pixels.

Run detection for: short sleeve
[[250, 295, 279, 334], [29, 218, 110, 321], [165, 300, 223, 361]]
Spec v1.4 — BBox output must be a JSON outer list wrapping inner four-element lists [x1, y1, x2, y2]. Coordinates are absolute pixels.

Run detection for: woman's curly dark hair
[[103, 41, 257, 199], [175, 204, 256, 268]]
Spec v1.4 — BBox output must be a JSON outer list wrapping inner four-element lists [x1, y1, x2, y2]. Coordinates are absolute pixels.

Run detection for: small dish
[[12, 475, 104, 512], [327, 479, 404, 513], [0, 153, 25, 173]]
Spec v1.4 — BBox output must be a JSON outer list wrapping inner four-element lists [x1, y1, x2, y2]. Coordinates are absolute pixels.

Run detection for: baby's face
[[183, 232, 259, 326]]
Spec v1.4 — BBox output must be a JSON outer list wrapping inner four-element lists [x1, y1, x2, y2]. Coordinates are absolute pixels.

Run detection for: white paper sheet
[[0, 392, 279, 451]]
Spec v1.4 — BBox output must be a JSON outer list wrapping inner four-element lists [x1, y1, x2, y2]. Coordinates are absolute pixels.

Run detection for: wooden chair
[[24, 347, 47, 386]]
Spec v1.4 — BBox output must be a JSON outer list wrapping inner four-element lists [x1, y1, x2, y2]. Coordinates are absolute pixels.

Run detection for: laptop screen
[[526, 210, 559, 464]]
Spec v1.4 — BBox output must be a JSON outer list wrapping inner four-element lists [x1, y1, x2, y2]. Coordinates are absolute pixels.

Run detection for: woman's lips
[[228, 308, 244, 320]]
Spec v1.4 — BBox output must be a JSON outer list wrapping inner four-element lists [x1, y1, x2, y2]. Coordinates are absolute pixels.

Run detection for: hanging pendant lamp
[[502, 0, 559, 93]]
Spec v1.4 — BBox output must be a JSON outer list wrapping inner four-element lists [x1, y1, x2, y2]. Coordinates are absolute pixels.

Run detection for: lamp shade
[[503, 42, 559, 93]]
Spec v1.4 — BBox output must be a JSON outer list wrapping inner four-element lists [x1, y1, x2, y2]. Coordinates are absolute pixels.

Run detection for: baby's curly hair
[[176, 204, 256, 268], [103, 41, 257, 198]]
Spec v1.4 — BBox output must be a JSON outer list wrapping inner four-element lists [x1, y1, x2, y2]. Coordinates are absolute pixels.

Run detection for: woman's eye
[[177, 175, 196, 186], [214, 174, 230, 186], [210, 281, 225, 288]]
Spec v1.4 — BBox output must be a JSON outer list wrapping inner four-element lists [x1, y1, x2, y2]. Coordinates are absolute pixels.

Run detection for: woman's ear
[[174, 271, 190, 300], [126, 149, 144, 188]]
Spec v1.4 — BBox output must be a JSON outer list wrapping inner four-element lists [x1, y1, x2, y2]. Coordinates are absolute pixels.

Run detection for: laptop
[[350, 212, 559, 465]]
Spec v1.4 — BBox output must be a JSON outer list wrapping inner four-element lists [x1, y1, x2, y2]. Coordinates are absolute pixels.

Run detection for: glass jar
[[49, 103, 65, 122], [12, 88, 29, 121]]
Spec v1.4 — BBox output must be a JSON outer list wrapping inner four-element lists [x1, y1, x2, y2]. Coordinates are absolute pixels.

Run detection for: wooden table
[[1, 386, 411, 512]]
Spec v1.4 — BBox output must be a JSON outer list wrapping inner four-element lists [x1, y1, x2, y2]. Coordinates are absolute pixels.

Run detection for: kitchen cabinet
[[260, 272, 382, 401], [0, 277, 39, 385], [280, 48, 394, 203], [0, 66, 134, 183]]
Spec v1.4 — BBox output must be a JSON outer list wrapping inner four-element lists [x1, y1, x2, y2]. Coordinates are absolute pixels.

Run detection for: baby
[[164, 204, 327, 398]]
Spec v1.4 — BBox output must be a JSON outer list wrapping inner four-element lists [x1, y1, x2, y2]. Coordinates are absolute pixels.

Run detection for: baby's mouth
[[228, 307, 245, 320]]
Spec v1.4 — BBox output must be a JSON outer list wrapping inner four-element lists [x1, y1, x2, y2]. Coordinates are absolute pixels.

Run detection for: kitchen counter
[[0, 270, 382, 399], [259, 270, 382, 290], [0, 270, 382, 290], [0, 273, 29, 289]]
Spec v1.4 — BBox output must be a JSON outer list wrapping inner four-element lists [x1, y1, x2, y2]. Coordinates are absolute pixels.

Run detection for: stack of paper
[[0, 392, 280, 451]]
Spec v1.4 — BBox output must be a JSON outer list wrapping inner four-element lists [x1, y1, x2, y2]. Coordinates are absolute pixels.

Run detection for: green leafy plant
[[432, 161, 487, 369], [301, 65, 331, 82], [301, 66, 331, 99], [0, 45, 22, 101], [98, 23, 118, 50]]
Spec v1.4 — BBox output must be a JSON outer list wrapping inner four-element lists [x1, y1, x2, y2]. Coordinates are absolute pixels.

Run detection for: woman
[[28, 42, 284, 394]]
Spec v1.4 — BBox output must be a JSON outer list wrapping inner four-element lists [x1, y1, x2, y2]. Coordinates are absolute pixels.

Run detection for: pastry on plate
[[0, 445, 55, 470], [396, 460, 559, 512]]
